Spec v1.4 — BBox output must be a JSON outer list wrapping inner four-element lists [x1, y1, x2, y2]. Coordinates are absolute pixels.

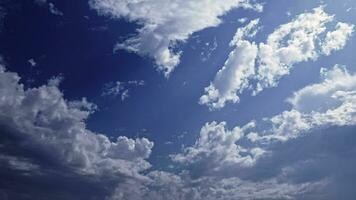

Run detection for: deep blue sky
[[1, 0, 356, 199]]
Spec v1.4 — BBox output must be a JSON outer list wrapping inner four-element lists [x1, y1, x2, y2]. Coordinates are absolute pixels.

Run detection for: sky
[[0, 0, 356, 199]]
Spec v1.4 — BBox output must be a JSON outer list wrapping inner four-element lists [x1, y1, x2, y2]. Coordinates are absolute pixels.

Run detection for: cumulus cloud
[[201, 7, 355, 109], [199, 19, 259, 109], [321, 22, 355, 55], [0, 64, 153, 178], [172, 121, 263, 175], [89, 0, 263, 77], [196, 64, 356, 175], [213, 64, 356, 143], [262, 65, 356, 141], [1, 62, 354, 199]]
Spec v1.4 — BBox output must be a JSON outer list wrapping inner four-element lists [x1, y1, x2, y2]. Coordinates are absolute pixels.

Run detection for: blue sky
[[0, 0, 356, 199]]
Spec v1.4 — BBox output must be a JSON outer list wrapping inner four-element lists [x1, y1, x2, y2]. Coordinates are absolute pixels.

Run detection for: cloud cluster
[[89, 0, 263, 77], [0, 64, 153, 178], [199, 64, 356, 162], [161, 64, 356, 200], [201, 7, 354, 109], [172, 121, 264, 175], [0, 61, 333, 200]]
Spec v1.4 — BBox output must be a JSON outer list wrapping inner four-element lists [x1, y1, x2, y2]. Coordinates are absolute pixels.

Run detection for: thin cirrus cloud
[[200, 6, 355, 110], [102, 80, 145, 101], [89, 0, 263, 77]]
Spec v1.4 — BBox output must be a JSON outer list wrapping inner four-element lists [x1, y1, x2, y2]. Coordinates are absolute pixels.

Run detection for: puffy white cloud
[[254, 65, 356, 142], [199, 19, 259, 109], [0, 65, 153, 178], [254, 7, 333, 93], [172, 121, 263, 174], [201, 7, 355, 109], [89, 0, 263, 77], [321, 22, 355, 55], [198, 65, 356, 169]]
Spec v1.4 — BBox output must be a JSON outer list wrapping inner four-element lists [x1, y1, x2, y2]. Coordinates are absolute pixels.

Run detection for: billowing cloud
[[321, 22, 355, 55], [263, 65, 356, 142], [201, 7, 355, 109], [1, 60, 356, 199], [0, 64, 153, 178], [89, 0, 263, 77], [172, 121, 263, 175]]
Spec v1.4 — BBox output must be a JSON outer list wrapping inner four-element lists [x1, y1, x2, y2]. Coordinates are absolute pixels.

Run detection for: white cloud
[[254, 65, 356, 142], [0, 62, 350, 199], [321, 22, 354, 55], [28, 58, 37, 67], [89, 0, 263, 77], [172, 121, 263, 174], [102, 80, 145, 101], [198, 64, 356, 167], [201, 7, 355, 109], [109, 171, 325, 200], [48, 3, 64, 16], [34, 0, 64, 16], [0, 65, 153, 178], [199, 19, 259, 109]]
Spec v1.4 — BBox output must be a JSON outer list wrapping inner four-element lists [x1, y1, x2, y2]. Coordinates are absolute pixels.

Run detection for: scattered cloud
[[102, 80, 145, 101], [201, 7, 355, 110], [34, 0, 63, 16], [0, 60, 340, 200], [27, 58, 37, 67], [200, 37, 218, 62], [89, 0, 263, 77], [172, 121, 263, 176]]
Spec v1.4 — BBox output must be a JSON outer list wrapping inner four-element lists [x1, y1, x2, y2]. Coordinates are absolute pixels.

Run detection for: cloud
[[172, 121, 263, 176], [102, 80, 145, 101], [321, 22, 355, 55], [199, 19, 259, 109], [34, 0, 64, 16], [109, 171, 325, 200], [28, 58, 37, 67], [0, 64, 153, 179], [201, 7, 355, 109], [89, 0, 263, 77], [264, 65, 356, 141], [1, 61, 355, 199], [201, 64, 356, 145], [164, 65, 356, 199]]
